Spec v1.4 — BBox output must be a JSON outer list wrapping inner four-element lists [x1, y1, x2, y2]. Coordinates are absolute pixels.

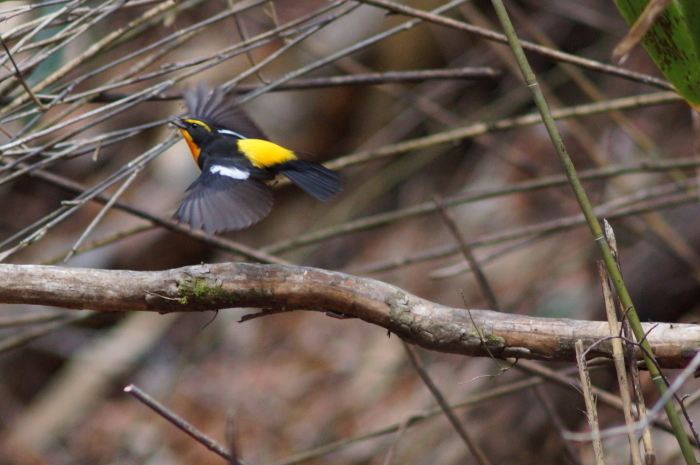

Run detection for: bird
[[169, 83, 341, 233]]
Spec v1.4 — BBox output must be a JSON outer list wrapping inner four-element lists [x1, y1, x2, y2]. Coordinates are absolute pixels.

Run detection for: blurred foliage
[[613, 0, 700, 108]]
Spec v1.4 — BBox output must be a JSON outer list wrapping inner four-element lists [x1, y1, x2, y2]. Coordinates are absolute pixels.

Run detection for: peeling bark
[[0, 263, 697, 368]]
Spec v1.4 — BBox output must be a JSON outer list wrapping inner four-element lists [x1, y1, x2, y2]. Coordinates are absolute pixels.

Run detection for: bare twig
[[402, 341, 491, 465], [575, 340, 605, 464], [0, 312, 94, 354], [598, 262, 644, 465], [0, 35, 46, 111], [612, 0, 672, 63], [565, 351, 700, 443], [534, 386, 583, 465], [226, 410, 244, 465], [0, 311, 73, 327], [124, 384, 231, 461], [64, 165, 143, 262], [434, 194, 500, 311], [381, 414, 412, 465], [356, 0, 672, 90], [605, 221, 656, 462]]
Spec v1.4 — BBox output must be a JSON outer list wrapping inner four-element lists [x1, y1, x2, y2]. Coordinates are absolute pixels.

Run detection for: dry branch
[[0, 263, 697, 368]]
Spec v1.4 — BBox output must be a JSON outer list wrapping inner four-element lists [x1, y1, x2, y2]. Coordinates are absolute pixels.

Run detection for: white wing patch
[[217, 129, 247, 139], [211, 165, 249, 180]]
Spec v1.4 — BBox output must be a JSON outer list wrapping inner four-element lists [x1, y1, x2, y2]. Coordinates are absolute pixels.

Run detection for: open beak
[[170, 116, 187, 129]]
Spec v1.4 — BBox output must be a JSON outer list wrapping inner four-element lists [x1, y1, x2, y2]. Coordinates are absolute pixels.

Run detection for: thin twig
[[598, 261, 644, 465], [0, 35, 46, 111], [235, 0, 471, 105], [64, 165, 143, 262], [434, 194, 500, 311], [612, 0, 672, 63], [565, 351, 700, 443], [402, 341, 492, 465], [0, 312, 94, 354], [483, 0, 694, 459], [12, 160, 290, 265], [0, 311, 73, 327], [575, 340, 605, 465], [381, 414, 412, 465], [534, 386, 583, 465], [265, 152, 694, 255], [351, 187, 699, 275], [5, 67, 500, 105], [269, 370, 575, 465], [514, 360, 693, 443], [230, 0, 269, 84], [124, 384, 231, 461], [605, 221, 656, 462], [226, 410, 244, 465], [356, 0, 672, 90]]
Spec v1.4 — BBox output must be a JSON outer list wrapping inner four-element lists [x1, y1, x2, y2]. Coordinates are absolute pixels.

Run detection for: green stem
[[488, 0, 696, 462]]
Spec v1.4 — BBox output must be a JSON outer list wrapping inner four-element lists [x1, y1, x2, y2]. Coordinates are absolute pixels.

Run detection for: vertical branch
[[575, 340, 605, 465], [604, 221, 656, 462], [598, 262, 645, 465], [486, 0, 696, 461]]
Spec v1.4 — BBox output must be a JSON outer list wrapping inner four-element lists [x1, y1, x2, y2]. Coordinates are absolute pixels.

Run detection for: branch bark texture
[[0, 263, 697, 368]]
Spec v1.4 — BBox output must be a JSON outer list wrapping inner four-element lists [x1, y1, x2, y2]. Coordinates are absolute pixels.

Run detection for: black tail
[[271, 159, 341, 201]]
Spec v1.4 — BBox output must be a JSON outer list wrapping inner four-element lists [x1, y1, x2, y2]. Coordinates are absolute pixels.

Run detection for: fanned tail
[[271, 159, 341, 201]]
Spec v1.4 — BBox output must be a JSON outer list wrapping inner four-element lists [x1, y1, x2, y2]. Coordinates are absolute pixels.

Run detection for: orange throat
[[179, 129, 201, 164]]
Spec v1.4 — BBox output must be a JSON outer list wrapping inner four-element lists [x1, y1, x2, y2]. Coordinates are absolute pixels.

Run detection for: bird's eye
[[182, 119, 211, 132]]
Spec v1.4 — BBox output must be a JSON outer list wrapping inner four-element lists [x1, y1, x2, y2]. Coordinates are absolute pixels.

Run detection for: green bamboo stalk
[[488, 0, 696, 463]]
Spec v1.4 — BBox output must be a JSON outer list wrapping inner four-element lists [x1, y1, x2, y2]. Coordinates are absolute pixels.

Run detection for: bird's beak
[[170, 116, 187, 129]]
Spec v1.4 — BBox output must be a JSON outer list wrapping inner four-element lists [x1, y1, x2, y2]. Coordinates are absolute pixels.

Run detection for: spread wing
[[174, 161, 274, 232], [183, 83, 268, 140]]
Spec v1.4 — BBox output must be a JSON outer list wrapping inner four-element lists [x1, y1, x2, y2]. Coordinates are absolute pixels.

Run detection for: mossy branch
[[0, 262, 698, 368]]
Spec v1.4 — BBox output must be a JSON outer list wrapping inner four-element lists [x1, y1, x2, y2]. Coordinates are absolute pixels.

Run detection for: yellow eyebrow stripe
[[237, 139, 297, 168], [183, 118, 211, 131]]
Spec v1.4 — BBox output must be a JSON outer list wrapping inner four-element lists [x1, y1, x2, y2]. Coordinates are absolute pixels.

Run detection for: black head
[[170, 116, 221, 163], [180, 83, 268, 140], [170, 116, 217, 144]]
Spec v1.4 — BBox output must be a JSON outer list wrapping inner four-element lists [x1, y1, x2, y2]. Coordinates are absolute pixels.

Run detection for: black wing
[[183, 83, 268, 140], [174, 168, 273, 233], [270, 159, 342, 201]]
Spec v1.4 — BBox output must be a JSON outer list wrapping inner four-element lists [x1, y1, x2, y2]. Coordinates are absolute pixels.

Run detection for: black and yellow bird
[[170, 84, 341, 233]]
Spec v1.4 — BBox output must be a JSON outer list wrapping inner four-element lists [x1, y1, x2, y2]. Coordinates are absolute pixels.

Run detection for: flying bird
[[170, 84, 341, 233]]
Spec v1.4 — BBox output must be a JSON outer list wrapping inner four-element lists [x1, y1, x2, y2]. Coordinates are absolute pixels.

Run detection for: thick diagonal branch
[[0, 263, 696, 368]]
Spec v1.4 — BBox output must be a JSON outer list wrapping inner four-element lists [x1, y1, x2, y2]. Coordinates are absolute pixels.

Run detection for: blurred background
[[0, 0, 699, 463]]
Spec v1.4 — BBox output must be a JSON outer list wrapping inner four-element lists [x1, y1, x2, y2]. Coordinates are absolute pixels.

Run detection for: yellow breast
[[237, 139, 297, 168]]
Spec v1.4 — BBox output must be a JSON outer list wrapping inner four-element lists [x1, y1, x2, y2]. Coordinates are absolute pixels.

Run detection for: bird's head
[[170, 117, 217, 163]]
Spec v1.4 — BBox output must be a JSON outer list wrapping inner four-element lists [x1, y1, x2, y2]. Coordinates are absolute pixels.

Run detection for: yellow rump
[[237, 139, 297, 169]]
